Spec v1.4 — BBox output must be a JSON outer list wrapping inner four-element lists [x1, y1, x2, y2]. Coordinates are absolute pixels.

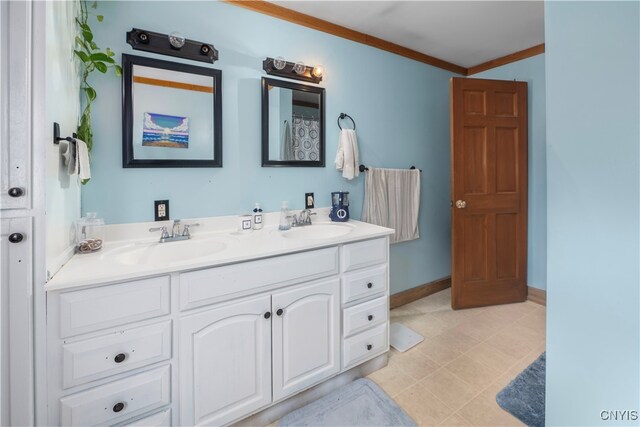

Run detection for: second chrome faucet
[[149, 219, 200, 243]]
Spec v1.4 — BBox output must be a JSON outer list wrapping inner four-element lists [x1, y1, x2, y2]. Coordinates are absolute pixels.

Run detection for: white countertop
[[46, 209, 394, 291]]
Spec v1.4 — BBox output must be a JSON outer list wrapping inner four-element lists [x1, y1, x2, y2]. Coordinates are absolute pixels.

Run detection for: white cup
[[238, 214, 253, 233]]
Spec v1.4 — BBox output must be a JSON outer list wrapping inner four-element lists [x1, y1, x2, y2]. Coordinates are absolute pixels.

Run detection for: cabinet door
[[272, 278, 340, 401], [1, 217, 33, 426], [0, 1, 31, 210], [179, 295, 272, 426]]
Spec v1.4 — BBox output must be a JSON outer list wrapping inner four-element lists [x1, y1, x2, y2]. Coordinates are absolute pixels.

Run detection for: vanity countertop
[[46, 212, 394, 291]]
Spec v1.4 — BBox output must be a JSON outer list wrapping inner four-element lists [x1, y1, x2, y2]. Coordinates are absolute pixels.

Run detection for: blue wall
[[83, 1, 455, 294], [474, 54, 547, 290], [545, 2, 639, 425]]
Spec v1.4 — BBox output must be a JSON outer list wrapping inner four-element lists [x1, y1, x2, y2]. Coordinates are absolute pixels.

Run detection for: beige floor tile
[[393, 348, 441, 380], [484, 326, 539, 359], [402, 313, 451, 339], [463, 342, 520, 374], [516, 310, 546, 335], [431, 329, 480, 354], [457, 390, 524, 426], [394, 383, 454, 426], [484, 303, 533, 323], [452, 314, 506, 342], [417, 338, 463, 366], [444, 354, 501, 392], [438, 412, 474, 426], [429, 308, 475, 329], [367, 360, 417, 397], [420, 369, 478, 411]]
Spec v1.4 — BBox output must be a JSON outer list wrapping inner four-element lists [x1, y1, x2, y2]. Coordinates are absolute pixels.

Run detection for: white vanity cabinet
[[46, 236, 390, 426]]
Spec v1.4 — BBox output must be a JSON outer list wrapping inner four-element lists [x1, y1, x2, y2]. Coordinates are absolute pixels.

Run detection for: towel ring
[[337, 113, 356, 130]]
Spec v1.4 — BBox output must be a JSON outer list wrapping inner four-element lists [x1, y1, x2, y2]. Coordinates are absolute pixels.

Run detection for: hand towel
[[281, 120, 294, 161], [73, 138, 91, 181], [361, 167, 421, 244], [335, 129, 359, 180]]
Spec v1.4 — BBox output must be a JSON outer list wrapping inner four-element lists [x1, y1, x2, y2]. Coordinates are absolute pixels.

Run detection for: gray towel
[[281, 120, 294, 161], [361, 167, 421, 244]]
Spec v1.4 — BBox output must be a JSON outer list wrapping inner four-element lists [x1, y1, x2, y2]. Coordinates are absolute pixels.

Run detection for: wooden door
[[450, 77, 528, 309], [271, 278, 340, 402], [179, 295, 272, 426]]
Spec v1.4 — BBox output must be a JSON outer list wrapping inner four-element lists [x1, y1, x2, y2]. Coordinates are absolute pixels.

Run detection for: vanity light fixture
[[126, 28, 218, 64], [262, 57, 323, 84]]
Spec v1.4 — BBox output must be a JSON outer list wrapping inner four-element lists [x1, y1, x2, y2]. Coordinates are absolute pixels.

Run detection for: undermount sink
[[278, 223, 355, 240], [106, 236, 233, 266]]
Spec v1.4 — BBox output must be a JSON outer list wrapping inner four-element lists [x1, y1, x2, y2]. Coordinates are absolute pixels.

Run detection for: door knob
[[8, 233, 24, 243], [455, 200, 467, 209], [8, 187, 24, 198]]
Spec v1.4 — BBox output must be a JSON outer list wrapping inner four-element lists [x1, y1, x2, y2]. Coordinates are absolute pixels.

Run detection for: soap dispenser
[[252, 203, 264, 230], [278, 201, 291, 231]]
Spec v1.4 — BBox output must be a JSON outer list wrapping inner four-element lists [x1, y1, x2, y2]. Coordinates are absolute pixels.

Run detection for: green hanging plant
[[74, 0, 121, 183]]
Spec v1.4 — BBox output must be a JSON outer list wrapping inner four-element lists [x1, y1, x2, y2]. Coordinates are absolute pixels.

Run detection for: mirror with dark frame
[[262, 77, 325, 167], [122, 54, 222, 168]]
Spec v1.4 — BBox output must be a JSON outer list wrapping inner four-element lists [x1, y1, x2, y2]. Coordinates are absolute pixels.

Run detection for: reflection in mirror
[[262, 78, 325, 167], [123, 54, 222, 168]]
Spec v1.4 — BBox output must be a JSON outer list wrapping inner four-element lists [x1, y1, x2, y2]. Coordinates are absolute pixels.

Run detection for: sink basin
[[106, 237, 232, 266], [278, 223, 355, 240]]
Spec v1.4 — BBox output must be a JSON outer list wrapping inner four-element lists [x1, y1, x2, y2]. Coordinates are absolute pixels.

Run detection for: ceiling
[[268, 1, 545, 69]]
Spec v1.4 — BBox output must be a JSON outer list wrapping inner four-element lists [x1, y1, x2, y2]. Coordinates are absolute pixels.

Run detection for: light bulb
[[168, 32, 185, 49], [312, 64, 324, 78], [273, 56, 287, 70], [293, 61, 306, 74]]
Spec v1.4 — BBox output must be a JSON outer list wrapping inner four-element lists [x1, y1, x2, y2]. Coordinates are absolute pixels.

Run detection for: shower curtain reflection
[[291, 114, 320, 161]]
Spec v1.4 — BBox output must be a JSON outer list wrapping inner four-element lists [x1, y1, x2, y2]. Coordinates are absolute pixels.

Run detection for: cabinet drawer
[[343, 323, 388, 369], [60, 365, 171, 426], [58, 276, 170, 338], [120, 409, 171, 427], [180, 247, 339, 311], [62, 321, 172, 389], [341, 238, 388, 272], [341, 265, 387, 304], [343, 295, 388, 338]]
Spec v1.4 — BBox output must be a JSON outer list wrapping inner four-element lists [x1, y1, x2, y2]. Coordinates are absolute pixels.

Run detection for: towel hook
[[53, 122, 77, 145], [337, 113, 356, 130]]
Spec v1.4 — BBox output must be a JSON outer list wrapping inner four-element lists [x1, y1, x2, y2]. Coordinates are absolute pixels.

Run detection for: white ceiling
[[269, 1, 545, 68]]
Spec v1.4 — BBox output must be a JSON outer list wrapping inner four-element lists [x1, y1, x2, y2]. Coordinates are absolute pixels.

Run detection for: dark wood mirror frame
[[122, 54, 222, 168], [261, 77, 325, 167]]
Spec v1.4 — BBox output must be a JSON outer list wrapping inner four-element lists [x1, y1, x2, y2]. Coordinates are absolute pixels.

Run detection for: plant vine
[[74, 0, 121, 178]]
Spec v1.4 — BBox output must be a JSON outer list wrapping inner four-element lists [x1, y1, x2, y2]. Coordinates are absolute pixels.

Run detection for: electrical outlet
[[155, 200, 169, 221], [305, 193, 315, 209]]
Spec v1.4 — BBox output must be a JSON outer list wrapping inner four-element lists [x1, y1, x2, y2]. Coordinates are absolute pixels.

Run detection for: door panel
[[451, 77, 528, 309], [179, 295, 271, 426], [272, 278, 340, 402]]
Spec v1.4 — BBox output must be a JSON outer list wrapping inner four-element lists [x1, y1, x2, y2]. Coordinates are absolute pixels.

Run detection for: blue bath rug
[[496, 352, 546, 427], [279, 378, 416, 427]]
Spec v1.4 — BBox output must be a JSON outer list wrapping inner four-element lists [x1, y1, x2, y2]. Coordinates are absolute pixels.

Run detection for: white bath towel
[[335, 129, 359, 180], [73, 138, 91, 181], [361, 167, 421, 244]]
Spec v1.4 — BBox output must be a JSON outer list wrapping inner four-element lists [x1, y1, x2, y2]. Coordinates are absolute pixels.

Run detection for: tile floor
[[367, 288, 546, 426]]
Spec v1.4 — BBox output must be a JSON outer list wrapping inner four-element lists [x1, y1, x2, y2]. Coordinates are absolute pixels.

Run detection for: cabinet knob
[[367, 314, 374, 321], [264, 312, 271, 319], [366, 344, 373, 351], [367, 282, 373, 289], [112, 402, 125, 413], [276, 309, 283, 316], [114, 353, 127, 363], [8, 233, 24, 244], [8, 187, 24, 198]]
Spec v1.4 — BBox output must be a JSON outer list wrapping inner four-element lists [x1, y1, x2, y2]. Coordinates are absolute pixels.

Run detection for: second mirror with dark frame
[[262, 78, 325, 167]]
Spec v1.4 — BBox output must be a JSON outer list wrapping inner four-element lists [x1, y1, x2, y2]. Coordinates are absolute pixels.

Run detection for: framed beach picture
[[122, 54, 222, 167]]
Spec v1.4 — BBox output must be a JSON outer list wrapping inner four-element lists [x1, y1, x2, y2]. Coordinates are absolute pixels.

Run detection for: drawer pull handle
[[8, 187, 24, 198], [112, 402, 125, 413], [8, 233, 24, 244], [264, 312, 271, 319], [276, 309, 284, 316], [114, 353, 127, 363], [367, 314, 374, 321], [367, 282, 373, 289], [366, 344, 373, 351]]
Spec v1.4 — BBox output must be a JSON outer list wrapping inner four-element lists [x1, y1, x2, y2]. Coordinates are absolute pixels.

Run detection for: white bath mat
[[390, 323, 424, 352]]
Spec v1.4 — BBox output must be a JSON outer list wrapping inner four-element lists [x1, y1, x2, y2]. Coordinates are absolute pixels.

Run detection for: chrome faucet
[[149, 219, 200, 243], [291, 209, 316, 227]]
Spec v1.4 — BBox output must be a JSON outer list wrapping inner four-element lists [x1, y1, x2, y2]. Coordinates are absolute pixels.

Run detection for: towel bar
[[359, 164, 422, 173]]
